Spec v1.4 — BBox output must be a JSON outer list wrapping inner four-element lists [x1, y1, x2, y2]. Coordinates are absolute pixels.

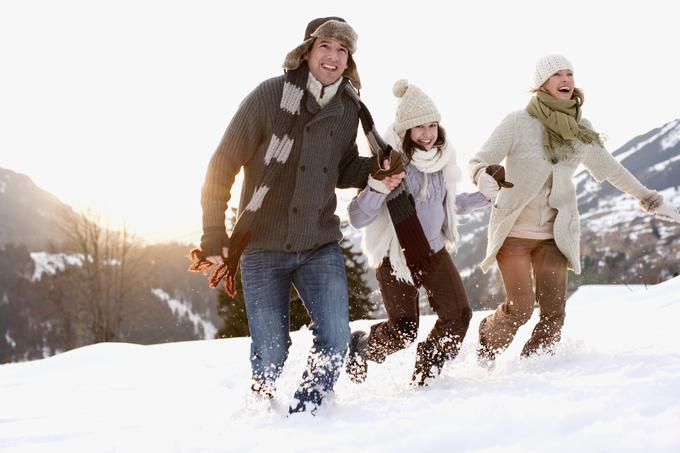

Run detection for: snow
[[1, 279, 680, 452], [614, 119, 679, 163], [458, 266, 473, 279], [151, 288, 217, 340], [29, 252, 85, 281], [4, 332, 16, 349], [575, 177, 600, 201], [660, 121, 680, 150], [652, 152, 680, 172]]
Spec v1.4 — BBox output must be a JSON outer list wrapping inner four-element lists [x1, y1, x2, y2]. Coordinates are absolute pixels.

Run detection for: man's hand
[[206, 247, 229, 265], [381, 158, 405, 191], [200, 227, 229, 263]]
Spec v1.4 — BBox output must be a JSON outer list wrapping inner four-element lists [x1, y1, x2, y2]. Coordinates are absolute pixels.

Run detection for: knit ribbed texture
[[201, 75, 371, 252], [392, 79, 441, 138], [469, 110, 654, 275], [534, 54, 573, 88]]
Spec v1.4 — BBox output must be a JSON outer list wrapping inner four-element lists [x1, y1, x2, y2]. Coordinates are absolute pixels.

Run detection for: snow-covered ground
[[1, 279, 680, 452]]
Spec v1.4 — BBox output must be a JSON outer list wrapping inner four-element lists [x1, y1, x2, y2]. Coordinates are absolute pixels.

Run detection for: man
[[199, 17, 402, 414]]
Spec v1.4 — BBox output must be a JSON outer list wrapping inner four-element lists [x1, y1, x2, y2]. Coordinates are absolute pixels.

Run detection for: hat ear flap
[[344, 55, 361, 90], [282, 38, 315, 71]]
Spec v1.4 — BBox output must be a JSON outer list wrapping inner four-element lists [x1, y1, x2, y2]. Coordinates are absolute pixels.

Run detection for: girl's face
[[409, 122, 439, 151], [542, 69, 575, 100]]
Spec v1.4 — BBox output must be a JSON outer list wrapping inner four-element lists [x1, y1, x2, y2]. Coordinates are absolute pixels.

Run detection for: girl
[[469, 54, 680, 363], [346, 80, 497, 385]]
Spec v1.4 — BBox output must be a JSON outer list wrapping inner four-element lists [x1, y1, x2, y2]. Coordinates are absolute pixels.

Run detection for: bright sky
[[2, 0, 679, 243]]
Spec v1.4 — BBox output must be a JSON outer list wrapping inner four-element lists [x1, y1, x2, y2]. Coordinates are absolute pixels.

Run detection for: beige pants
[[480, 237, 568, 357]]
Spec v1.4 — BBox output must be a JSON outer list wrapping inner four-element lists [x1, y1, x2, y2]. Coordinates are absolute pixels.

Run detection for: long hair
[[401, 124, 447, 162]]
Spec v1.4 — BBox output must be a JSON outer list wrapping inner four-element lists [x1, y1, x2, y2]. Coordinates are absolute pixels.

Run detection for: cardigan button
[[285, 243, 292, 250], [551, 157, 558, 164]]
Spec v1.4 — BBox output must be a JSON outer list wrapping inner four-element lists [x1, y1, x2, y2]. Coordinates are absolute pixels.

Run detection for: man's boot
[[345, 330, 369, 384]]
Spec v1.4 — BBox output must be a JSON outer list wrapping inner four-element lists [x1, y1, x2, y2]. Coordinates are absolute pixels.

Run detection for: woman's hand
[[654, 201, 680, 223], [477, 171, 500, 202]]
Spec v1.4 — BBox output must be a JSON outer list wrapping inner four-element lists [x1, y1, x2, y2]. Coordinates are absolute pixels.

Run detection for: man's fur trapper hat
[[283, 17, 361, 90]]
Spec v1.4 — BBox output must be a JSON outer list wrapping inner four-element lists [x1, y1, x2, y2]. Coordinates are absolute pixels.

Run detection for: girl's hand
[[381, 158, 405, 191], [383, 173, 405, 191]]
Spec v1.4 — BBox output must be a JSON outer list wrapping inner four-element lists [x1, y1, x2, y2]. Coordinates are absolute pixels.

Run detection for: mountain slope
[[0, 167, 73, 249]]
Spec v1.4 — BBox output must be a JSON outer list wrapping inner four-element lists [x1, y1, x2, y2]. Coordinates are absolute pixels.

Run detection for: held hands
[[368, 153, 406, 194], [381, 158, 405, 191], [477, 172, 500, 202], [476, 164, 514, 202]]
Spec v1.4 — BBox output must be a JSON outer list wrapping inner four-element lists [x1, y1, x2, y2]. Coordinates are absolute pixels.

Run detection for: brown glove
[[485, 164, 514, 188], [371, 149, 405, 181]]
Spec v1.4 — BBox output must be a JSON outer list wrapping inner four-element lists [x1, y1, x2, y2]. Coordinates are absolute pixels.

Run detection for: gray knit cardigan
[[201, 75, 372, 252]]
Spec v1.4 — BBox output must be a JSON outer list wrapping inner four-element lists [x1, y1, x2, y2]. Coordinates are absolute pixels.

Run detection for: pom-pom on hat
[[392, 79, 441, 138], [534, 54, 573, 88]]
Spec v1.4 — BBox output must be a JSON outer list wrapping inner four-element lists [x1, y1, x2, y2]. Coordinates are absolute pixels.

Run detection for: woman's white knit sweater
[[469, 110, 656, 274]]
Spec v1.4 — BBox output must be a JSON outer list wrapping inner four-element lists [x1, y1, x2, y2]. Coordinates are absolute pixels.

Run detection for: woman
[[346, 80, 495, 386], [470, 54, 679, 363]]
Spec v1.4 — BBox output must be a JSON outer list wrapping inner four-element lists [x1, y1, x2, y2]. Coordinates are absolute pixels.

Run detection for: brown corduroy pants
[[364, 248, 472, 364], [480, 237, 568, 357]]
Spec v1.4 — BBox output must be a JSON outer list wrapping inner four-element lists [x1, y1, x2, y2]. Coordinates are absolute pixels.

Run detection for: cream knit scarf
[[362, 125, 462, 284]]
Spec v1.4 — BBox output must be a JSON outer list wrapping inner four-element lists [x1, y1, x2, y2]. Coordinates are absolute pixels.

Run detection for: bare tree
[[52, 207, 142, 346]]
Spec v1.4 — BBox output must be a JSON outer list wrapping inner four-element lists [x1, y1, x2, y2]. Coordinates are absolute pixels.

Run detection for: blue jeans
[[240, 242, 351, 412]]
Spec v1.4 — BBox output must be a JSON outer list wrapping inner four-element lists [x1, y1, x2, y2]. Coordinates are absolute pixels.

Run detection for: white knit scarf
[[361, 124, 462, 284]]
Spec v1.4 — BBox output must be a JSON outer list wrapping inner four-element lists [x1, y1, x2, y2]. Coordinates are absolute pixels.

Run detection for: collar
[[306, 72, 343, 108]]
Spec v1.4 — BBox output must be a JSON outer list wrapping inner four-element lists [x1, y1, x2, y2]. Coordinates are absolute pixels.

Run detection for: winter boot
[[345, 330, 369, 384], [411, 341, 445, 387], [476, 317, 496, 370], [250, 380, 275, 399]]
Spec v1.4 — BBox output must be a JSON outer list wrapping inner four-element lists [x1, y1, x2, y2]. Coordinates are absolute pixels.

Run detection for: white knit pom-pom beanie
[[392, 79, 441, 139]]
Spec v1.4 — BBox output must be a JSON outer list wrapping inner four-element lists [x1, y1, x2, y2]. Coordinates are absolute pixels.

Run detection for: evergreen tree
[[339, 223, 375, 321]]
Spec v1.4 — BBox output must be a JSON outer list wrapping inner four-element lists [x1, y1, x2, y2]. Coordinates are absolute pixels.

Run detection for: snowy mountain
[[454, 119, 680, 310], [2, 278, 679, 452], [0, 166, 72, 249]]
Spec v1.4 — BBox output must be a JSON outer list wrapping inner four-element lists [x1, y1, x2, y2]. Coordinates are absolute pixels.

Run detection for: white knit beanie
[[392, 79, 441, 138], [534, 54, 573, 88]]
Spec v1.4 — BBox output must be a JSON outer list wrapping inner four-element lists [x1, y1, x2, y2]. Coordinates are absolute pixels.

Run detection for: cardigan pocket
[[569, 214, 581, 237], [491, 206, 514, 216]]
